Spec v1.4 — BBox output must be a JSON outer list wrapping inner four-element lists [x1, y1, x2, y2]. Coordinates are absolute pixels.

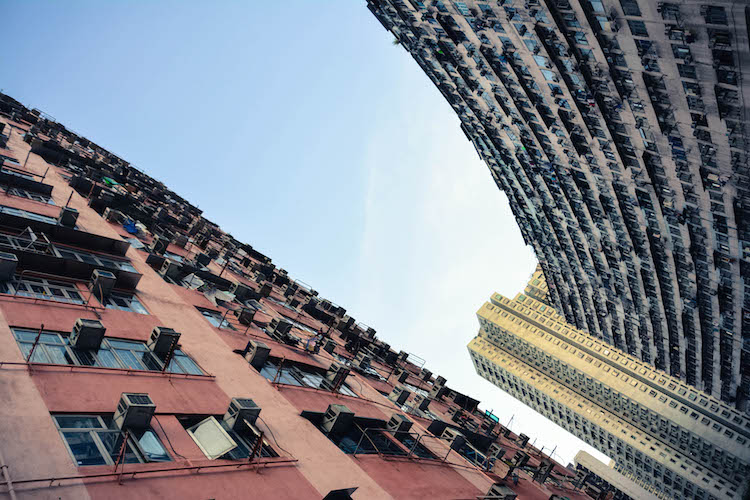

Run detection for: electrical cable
[[257, 416, 295, 459], [153, 415, 188, 460]]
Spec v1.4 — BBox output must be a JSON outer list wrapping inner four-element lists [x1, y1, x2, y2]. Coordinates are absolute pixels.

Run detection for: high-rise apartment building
[[468, 272, 750, 499], [0, 95, 601, 498], [367, 0, 750, 411]]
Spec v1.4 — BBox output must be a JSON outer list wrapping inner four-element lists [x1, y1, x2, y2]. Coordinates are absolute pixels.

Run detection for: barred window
[[103, 291, 148, 314], [1, 276, 84, 304], [53, 414, 170, 466], [2, 185, 55, 204], [11, 328, 203, 375]]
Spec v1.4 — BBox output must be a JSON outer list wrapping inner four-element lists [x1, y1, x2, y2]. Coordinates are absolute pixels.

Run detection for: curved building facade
[[367, 0, 750, 410]]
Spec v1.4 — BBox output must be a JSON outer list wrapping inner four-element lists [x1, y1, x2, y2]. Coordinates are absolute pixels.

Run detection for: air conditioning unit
[[428, 384, 447, 399], [244, 340, 271, 370], [147, 326, 181, 355], [486, 483, 517, 500], [533, 458, 555, 484], [194, 253, 212, 267], [321, 404, 354, 434], [149, 235, 168, 255], [258, 283, 272, 298], [387, 414, 413, 435], [70, 318, 106, 350], [0, 252, 18, 281], [324, 363, 350, 389], [517, 433, 530, 447], [269, 318, 293, 338], [103, 208, 123, 223], [231, 282, 254, 301], [90, 269, 116, 300], [57, 207, 79, 228], [419, 368, 432, 381], [415, 395, 432, 411], [114, 393, 156, 430], [322, 339, 336, 354], [442, 427, 466, 450], [397, 351, 409, 362], [388, 386, 411, 406], [145, 253, 166, 269], [354, 350, 371, 370], [236, 307, 256, 326], [512, 451, 529, 468], [488, 443, 506, 460], [161, 260, 183, 280], [427, 419, 447, 437], [434, 375, 446, 387], [223, 397, 261, 430], [395, 369, 409, 383]]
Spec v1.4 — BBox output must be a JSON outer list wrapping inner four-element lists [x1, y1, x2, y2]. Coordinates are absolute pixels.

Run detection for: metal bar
[[115, 430, 130, 485], [272, 357, 286, 385], [0, 459, 300, 488], [25, 324, 44, 363]]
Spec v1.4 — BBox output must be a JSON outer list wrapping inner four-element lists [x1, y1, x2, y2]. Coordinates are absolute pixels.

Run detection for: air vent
[[223, 397, 261, 430], [321, 404, 354, 434], [244, 340, 271, 370], [70, 318, 106, 350], [114, 393, 156, 430], [387, 414, 413, 436], [57, 207, 79, 228], [388, 386, 411, 406], [90, 269, 116, 301], [148, 326, 181, 354]]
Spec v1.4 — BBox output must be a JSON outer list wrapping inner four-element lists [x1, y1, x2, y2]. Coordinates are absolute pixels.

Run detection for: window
[[619, 0, 641, 16], [2, 185, 55, 204], [258, 359, 357, 398], [1, 276, 84, 304], [12, 328, 203, 375], [53, 414, 170, 466], [55, 247, 137, 273], [627, 20, 648, 37], [103, 291, 148, 314], [0, 205, 57, 224], [198, 307, 235, 330], [181, 416, 277, 460]]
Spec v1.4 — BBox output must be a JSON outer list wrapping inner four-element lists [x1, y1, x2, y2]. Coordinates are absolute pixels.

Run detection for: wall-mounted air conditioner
[[244, 340, 271, 370], [231, 282, 254, 301], [434, 376, 446, 387], [147, 326, 181, 355], [388, 386, 411, 406], [486, 483, 517, 500], [90, 269, 116, 301], [511, 450, 529, 468], [160, 260, 183, 280], [322, 340, 336, 354], [387, 414, 413, 436], [419, 368, 432, 381], [236, 307, 256, 326], [321, 404, 354, 434], [223, 397, 260, 431], [441, 427, 466, 450], [533, 458, 555, 484], [395, 369, 409, 383], [149, 235, 168, 255], [517, 433, 529, 448], [415, 395, 432, 411], [354, 350, 371, 370], [70, 318, 106, 350], [269, 318, 293, 338], [114, 393, 156, 430], [324, 363, 350, 389], [57, 207, 79, 228]]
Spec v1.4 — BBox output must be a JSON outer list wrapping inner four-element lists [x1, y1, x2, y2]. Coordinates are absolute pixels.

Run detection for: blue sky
[[3, 1, 607, 465]]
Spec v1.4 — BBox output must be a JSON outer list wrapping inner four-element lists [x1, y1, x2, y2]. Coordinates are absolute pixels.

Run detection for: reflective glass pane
[[135, 430, 171, 462], [99, 431, 139, 464], [55, 416, 104, 429], [114, 349, 145, 370], [62, 432, 107, 466]]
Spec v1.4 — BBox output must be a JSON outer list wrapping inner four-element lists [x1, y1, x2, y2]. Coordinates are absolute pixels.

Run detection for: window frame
[[53, 414, 171, 466]]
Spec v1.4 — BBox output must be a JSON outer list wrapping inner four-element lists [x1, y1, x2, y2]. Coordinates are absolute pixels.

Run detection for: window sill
[[1, 360, 214, 379]]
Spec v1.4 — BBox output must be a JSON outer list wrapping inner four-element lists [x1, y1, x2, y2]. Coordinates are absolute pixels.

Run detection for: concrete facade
[[468, 272, 750, 499], [0, 95, 597, 499], [367, 0, 750, 412]]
